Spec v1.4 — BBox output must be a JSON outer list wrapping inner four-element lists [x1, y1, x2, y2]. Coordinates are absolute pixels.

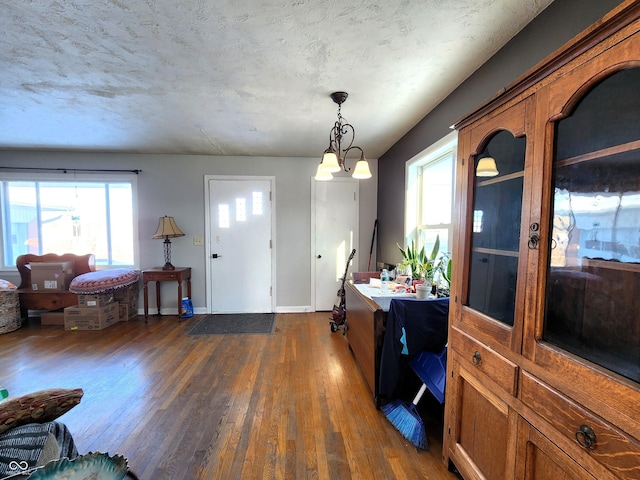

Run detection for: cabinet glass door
[[544, 67, 640, 383], [467, 130, 526, 326]]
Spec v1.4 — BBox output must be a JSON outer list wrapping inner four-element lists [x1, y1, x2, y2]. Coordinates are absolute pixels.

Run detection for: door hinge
[[269, 239, 272, 249], [270, 286, 272, 296], [269, 191, 272, 201]]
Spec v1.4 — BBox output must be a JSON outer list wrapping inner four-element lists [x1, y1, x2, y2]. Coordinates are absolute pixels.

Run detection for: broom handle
[[412, 383, 428, 406]]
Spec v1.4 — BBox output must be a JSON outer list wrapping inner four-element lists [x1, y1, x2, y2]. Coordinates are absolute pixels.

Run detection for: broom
[[381, 383, 428, 450]]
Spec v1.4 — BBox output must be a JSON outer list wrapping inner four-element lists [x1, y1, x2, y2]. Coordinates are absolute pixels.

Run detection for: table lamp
[[152, 216, 185, 270]]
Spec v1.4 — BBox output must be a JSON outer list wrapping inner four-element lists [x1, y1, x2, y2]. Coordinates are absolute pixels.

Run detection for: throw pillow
[[0, 388, 84, 435]]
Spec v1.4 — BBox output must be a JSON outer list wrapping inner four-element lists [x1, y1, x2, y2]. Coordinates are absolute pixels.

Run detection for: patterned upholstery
[[0, 422, 78, 477], [69, 269, 139, 295]]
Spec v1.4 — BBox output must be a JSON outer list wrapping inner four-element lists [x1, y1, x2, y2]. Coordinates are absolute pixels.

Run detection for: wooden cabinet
[[444, 2, 640, 479]]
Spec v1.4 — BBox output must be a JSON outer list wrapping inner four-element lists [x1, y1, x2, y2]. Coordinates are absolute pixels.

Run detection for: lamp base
[[162, 262, 176, 270]]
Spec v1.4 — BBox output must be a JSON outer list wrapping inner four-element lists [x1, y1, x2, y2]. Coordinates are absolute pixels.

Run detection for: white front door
[[206, 176, 274, 313], [313, 178, 359, 311]]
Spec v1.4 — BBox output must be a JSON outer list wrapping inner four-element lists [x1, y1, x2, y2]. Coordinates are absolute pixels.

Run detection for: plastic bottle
[[380, 269, 390, 293]]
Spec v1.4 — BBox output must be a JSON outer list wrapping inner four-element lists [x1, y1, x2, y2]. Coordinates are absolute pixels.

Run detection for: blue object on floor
[[409, 346, 447, 404]]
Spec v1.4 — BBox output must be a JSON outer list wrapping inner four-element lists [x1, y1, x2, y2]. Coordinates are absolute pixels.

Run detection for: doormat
[[187, 313, 276, 336]]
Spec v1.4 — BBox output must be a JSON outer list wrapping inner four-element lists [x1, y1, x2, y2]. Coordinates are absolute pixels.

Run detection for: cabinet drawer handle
[[472, 351, 482, 365], [575, 424, 596, 450]]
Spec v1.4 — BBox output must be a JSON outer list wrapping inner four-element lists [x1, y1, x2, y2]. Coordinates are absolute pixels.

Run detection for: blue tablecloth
[[378, 297, 449, 399]]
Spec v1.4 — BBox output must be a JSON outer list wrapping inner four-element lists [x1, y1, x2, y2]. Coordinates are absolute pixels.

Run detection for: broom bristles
[[381, 400, 428, 450]]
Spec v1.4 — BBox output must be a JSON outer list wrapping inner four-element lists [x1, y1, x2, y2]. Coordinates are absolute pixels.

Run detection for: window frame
[[0, 171, 140, 271], [405, 130, 457, 257]]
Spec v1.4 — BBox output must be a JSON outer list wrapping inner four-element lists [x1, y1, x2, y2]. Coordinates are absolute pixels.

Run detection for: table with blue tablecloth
[[344, 283, 449, 406], [378, 297, 449, 400]]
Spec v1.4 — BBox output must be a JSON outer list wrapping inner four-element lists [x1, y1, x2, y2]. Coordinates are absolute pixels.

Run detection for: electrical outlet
[[193, 236, 204, 246]]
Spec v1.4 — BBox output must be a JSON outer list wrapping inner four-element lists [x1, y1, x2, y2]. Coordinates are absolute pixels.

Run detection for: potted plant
[[396, 235, 440, 285]]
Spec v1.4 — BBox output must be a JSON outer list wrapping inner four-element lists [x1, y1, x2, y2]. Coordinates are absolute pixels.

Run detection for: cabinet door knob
[[472, 351, 482, 365], [575, 424, 597, 449]]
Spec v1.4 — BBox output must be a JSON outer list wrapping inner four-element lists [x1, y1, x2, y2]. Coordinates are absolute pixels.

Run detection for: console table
[[142, 267, 191, 321]]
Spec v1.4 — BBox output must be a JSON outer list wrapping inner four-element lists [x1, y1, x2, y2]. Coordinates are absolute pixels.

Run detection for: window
[[405, 131, 457, 260], [0, 172, 139, 269]]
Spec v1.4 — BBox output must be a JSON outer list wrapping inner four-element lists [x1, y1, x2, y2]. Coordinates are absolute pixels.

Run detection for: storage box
[[114, 283, 139, 321], [118, 296, 138, 321], [30, 262, 75, 291], [40, 311, 65, 326], [113, 282, 139, 302], [77, 291, 114, 308], [64, 302, 119, 331]]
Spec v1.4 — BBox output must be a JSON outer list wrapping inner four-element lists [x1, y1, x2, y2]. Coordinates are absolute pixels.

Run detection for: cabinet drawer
[[520, 372, 640, 480], [145, 272, 179, 281], [450, 327, 518, 396]]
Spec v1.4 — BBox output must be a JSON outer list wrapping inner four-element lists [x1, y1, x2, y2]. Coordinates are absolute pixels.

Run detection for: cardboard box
[[114, 282, 139, 321], [113, 282, 139, 302], [77, 291, 114, 308], [64, 302, 119, 331], [30, 261, 75, 291], [118, 296, 139, 321], [40, 311, 65, 326]]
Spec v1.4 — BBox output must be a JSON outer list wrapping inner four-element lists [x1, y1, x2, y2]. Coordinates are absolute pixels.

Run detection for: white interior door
[[206, 177, 274, 313], [313, 178, 358, 311]]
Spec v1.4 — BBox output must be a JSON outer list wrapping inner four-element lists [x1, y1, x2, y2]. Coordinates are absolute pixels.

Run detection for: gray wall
[[376, 0, 624, 265], [0, 151, 378, 313]]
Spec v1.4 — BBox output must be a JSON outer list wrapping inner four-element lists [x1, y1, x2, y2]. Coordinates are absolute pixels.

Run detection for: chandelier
[[315, 92, 372, 181]]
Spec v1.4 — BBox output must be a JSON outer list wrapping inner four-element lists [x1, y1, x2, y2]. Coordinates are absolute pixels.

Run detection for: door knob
[[317, 255, 322, 259], [211, 253, 222, 258]]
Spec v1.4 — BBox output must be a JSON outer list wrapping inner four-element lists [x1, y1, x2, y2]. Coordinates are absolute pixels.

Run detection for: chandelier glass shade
[[315, 92, 372, 181]]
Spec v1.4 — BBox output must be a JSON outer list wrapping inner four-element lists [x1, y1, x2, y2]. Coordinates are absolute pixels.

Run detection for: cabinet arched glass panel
[[467, 130, 526, 326], [544, 67, 640, 383]]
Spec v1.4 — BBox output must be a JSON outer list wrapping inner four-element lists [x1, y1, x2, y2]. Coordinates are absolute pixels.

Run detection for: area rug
[[188, 313, 276, 335]]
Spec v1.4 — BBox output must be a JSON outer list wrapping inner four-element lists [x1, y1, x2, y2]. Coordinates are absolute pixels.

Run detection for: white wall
[[0, 151, 378, 312]]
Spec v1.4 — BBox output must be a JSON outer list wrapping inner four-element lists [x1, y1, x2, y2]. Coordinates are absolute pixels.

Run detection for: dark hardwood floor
[[1, 312, 459, 479]]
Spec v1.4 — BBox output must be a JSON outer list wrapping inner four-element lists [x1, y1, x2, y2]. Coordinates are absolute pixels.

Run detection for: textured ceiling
[[0, 0, 554, 159]]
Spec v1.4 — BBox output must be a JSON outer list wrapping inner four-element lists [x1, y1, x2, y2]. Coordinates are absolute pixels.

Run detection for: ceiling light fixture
[[315, 92, 372, 181]]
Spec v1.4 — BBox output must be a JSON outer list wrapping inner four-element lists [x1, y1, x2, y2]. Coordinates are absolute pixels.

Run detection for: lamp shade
[[152, 216, 185, 239], [476, 157, 499, 177], [320, 150, 341, 173], [315, 163, 333, 181], [352, 159, 372, 179]]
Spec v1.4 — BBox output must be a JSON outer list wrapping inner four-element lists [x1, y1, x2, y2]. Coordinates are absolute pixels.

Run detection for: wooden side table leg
[[177, 281, 183, 321], [155, 281, 161, 315], [143, 280, 149, 322]]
